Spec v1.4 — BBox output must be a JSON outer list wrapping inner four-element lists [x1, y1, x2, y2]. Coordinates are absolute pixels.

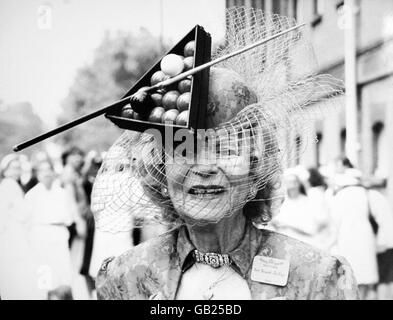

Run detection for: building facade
[[226, 0, 393, 204]]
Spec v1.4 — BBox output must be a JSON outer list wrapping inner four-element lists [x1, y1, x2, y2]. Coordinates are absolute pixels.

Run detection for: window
[[234, 0, 245, 7], [292, 0, 298, 20], [295, 135, 302, 165], [251, 0, 264, 10], [316, 132, 323, 166], [283, 0, 298, 20], [272, 0, 281, 14], [340, 128, 346, 156], [372, 122, 384, 174], [311, 0, 323, 27], [226, 0, 244, 8], [313, 0, 325, 16]]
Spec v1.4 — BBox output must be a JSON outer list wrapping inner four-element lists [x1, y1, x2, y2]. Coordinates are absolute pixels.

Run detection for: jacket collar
[[176, 220, 264, 278]]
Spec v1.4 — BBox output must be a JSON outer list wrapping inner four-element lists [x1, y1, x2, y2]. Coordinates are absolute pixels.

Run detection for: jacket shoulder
[[96, 230, 178, 300], [116, 230, 177, 266], [260, 229, 331, 260], [259, 229, 359, 300]]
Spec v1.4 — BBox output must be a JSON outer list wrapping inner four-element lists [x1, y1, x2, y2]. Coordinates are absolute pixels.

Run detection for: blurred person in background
[[272, 171, 322, 248], [0, 154, 36, 299], [79, 151, 103, 298], [87, 140, 167, 285], [19, 154, 38, 194], [307, 167, 332, 251], [88, 145, 136, 282], [47, 285, 74, 300], [362, 179, 393, 299], [26, 158, 74, 299], [61, 146, 87, 247], [60, 146, 89, 295], [329, 157, 379, 299]]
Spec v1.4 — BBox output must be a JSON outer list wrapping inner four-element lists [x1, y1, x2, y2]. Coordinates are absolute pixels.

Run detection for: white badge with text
[[251, 256, 290, 286]]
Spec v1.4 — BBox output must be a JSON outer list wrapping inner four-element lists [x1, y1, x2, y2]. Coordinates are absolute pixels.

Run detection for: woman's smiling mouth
[[188, 185, 226, 197]]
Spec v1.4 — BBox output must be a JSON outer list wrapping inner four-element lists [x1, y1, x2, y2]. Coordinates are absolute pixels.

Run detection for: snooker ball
[[183, 57, 194, 71], [148, 107, 166, 123], [162, 90, 180, 110], [162, 109, 179, 124], [184, 41, 195, 57], [120, 105, 134, 119], [178, 79, 192, 93], [160, 54, 184, 77], [176, 110, 189, 126], [151, 93, 163, 107], [132, 112, 144, 121], [176, 92, 190, 112], [150, 71, 167, 86]]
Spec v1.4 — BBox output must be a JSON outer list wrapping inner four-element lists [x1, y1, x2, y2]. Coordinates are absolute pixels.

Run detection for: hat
[[91, 7, 343, 232], [0, 154, 20, 178]]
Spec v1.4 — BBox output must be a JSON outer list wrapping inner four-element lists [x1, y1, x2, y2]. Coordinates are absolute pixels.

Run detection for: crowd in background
[[1, 149, 393, 300], [0, 147, 166, 300], [271, 158, 393, 300]]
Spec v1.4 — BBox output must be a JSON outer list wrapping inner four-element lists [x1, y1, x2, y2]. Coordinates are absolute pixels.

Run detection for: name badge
[[251, 256, 290, 286]]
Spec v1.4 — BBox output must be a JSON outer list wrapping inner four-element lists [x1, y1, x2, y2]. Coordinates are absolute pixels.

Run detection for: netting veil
[[91, 7, 343, 233]]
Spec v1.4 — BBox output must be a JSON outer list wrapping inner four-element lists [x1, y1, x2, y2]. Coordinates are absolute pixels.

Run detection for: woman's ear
[[161, 187, 169, 197]]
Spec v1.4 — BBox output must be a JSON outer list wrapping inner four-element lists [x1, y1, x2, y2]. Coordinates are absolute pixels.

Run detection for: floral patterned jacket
[[96, 222, 359, 300]]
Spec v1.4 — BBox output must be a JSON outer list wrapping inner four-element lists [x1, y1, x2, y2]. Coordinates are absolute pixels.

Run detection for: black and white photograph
[[1, 0, 393, 304]]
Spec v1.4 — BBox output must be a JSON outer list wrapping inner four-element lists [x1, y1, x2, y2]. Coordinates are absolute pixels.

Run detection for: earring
[[261, 209, 271, 226], [161, 187, 169, 197]]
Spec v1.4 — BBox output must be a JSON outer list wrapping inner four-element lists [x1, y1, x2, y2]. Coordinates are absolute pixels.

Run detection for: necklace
[[195, 263, 231, 300], [193, 249, 232, 268]]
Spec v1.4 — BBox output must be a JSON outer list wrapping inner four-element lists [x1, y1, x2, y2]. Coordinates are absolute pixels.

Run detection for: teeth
[[190, 188, 224, 195]]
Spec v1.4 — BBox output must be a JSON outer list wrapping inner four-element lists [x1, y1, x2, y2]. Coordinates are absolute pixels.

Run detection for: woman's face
[[37, 161, 55, 186], [3, 159, 21, 181], [165, 132, 254, 223], [67, 153, 84, 171], [284, 174, 301, 199]]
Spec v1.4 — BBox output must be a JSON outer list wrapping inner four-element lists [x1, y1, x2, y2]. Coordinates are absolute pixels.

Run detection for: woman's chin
[[171, 190, 244, 223], [178, 203, 231, 224], [183, 214, 228, 225]]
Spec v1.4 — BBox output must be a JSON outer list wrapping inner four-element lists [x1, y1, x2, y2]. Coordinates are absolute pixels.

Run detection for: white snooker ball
[[160, 54, 184, 77]]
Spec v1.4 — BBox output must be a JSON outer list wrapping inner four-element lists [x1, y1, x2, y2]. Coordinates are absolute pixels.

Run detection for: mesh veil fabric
[[92, 7, 343, 233]]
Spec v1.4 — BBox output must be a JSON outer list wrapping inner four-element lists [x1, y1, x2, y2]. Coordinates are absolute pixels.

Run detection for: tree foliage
[[0, 102, 44, 158], [58, 28, 167, 152]]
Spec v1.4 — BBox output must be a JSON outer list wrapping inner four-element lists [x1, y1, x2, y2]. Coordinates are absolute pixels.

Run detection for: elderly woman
[[26, 159, 74, 299], [95, 9, 358, 300], [0, 154, 36, 299]]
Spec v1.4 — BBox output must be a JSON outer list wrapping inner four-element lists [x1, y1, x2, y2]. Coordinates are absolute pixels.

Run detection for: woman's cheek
[[165, 163, 191, 190]]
